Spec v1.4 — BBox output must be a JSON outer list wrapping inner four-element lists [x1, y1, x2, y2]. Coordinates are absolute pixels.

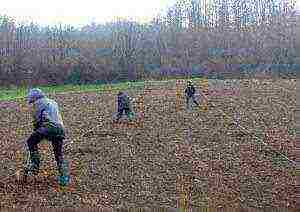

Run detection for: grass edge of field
[[0, 77, 204, 101]]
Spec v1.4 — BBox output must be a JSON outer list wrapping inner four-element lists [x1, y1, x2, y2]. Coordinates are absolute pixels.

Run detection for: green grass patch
[[0, 77, 203, 101], [0, 83, 137, 101]]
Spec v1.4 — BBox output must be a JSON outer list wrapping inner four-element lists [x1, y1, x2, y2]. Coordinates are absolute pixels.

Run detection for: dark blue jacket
[[185, 85, 196, 97], [118, 92, 131, 109]]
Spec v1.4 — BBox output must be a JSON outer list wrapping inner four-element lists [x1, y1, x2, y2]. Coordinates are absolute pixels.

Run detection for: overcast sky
[[0, 0, 299, 27], [296, 1, 300, 13], [0, 0, 175, 26]]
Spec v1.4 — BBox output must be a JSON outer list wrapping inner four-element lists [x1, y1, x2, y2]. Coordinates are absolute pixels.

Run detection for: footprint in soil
[[82, 130, 127, 138]]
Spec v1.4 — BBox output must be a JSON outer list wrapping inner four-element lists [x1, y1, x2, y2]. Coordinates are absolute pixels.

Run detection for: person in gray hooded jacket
[[24, 88, 70, 186]]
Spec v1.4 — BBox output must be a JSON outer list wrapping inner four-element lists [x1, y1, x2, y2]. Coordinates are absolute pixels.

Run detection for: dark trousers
[[27, 127, 65, 169], [186, 95, 199, 108], [116, 107, 132, 120]]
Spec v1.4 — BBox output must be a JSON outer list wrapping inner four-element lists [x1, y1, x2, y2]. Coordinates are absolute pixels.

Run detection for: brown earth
[[0, 79, 298, 211]]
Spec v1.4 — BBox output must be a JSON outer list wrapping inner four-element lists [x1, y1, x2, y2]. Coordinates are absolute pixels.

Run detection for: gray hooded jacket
[[27, 88, 64, 130]]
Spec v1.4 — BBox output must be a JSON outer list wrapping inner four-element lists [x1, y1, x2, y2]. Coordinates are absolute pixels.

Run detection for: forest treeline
[[0, 0, 299, 87]]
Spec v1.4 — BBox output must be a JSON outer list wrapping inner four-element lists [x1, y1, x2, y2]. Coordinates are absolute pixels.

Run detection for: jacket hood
[[27, 88, 46, 104]]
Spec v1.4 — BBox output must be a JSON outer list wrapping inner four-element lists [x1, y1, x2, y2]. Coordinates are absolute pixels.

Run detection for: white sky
[[0, 0, 175, 27], [296, 1, 300, 11], [1, 0, 299, 27]]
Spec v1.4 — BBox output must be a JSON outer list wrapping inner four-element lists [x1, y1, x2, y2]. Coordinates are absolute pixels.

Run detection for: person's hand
[[32, 121, 39, 131]]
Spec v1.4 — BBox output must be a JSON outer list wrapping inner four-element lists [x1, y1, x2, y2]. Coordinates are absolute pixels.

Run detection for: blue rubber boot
[[58, 161, 70, 187], [127, 111, 135, 122]]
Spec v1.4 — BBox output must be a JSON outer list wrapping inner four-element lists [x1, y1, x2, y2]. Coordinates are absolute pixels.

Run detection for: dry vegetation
[[0, 0, 298, 86], [0, 79, 298, 211]]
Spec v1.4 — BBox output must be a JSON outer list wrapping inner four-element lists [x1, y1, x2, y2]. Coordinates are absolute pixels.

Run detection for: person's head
[[118, 91, 124, 96], [27, 88, 45, 104], [187, 80, 193, 85]]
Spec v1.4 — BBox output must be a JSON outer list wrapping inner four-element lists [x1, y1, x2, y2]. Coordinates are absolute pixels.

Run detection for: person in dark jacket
[[23, 88, 70, 186], [115, 91, 135, 122], [185, 80, 200, 109]]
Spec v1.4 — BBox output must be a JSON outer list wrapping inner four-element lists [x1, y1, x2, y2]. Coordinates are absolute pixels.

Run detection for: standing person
[[115, 91, 135, 122], [23, 88, 70, 186], [185, 80, 200, 109]]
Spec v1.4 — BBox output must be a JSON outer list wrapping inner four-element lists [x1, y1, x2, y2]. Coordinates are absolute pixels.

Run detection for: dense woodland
[[0, 0, 299, 86]]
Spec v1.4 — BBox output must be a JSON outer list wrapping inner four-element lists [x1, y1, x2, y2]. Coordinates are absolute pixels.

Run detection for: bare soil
[[0, 79, 298, 211]]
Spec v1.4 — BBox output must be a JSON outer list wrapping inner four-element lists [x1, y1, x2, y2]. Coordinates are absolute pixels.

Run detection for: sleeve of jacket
[[41, 107, 51, 123], [32, 119, 39, 131], [36, 102, 51, 127], [124, 95, 130, 107], [127, 96, 132, 104], [192, 86, 196, 94]]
